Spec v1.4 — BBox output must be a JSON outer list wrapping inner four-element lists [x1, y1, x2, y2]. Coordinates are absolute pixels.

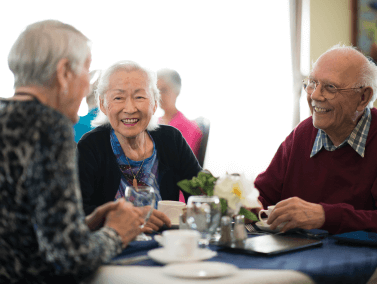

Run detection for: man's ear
[[357, 87, 373, 111], [56, 58, 73, 93]]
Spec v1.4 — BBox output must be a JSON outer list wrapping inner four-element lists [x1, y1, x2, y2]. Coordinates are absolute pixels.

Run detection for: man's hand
[[142, 208, 171, 233], [267, 197, 325, 232], [85, 201, 119, 231]]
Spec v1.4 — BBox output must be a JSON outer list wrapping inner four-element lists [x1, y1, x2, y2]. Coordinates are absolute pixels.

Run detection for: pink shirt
[[159, 111, 202, 157], [159, 111, 202, 203]]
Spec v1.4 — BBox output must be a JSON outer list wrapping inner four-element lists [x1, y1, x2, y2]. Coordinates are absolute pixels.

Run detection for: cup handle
[[258, 210, 268, 223]]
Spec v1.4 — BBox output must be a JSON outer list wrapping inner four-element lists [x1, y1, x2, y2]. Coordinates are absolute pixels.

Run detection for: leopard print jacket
[[0, 99, 123, 283]]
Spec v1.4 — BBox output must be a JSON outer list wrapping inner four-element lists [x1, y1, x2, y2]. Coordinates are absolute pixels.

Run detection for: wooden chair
[[194, 117, 210, 168]]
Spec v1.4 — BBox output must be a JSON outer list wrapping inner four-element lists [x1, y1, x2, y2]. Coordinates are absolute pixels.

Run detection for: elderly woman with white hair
[[0, 20, 145, 283], [77, 61, 202, 228]]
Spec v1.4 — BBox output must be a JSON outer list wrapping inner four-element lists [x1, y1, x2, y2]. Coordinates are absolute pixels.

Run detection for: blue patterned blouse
[[110, 129, 162, 207]]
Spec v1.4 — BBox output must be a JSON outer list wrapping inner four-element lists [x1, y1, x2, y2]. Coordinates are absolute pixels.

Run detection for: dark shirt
[[0, 100, 122, 284], [255, 108, 377, 234], [77, 124, 202, 215]]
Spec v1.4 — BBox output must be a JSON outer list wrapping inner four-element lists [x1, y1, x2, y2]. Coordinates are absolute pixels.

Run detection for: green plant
[[178, 170, 258, 222]]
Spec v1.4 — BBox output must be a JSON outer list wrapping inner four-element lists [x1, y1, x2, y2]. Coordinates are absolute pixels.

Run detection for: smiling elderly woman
[[77, 61, 201, 225]]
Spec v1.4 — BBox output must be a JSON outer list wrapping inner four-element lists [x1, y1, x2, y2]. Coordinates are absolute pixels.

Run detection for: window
[[0, 0, 293, 178]]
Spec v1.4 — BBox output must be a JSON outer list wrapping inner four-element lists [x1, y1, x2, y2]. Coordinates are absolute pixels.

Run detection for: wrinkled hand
[[104, 199, 145, 247], [141, 208, 171, 233], [267, 197, 325, 232], [85, 201, 119, 231]]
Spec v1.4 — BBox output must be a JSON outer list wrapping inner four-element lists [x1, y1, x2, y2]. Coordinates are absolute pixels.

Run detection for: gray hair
[[91, 60, 160, 130], [157, 68, 181, 95], [313, 44, 377, 107], [86, 70, 101, 110], [8, 20, 91, 88]]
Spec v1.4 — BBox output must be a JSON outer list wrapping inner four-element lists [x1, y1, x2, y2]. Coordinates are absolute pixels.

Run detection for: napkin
[[333, 231, 377, 246]]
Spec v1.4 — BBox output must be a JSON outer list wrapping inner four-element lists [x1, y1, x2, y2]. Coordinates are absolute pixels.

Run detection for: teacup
[[162, 229, 200, 257], [157, 200, 186, 225], [258, 205, 275, 225]]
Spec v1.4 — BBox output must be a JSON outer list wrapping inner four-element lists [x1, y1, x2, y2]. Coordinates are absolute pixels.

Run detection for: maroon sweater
[[255, 108, 377, 234]]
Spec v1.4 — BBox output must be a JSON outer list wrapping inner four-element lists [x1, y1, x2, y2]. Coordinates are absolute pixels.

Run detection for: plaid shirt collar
[[310, 107, 371, 158]]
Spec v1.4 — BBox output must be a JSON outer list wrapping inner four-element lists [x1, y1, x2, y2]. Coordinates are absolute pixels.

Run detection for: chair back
[[194, 116, 210, 168]]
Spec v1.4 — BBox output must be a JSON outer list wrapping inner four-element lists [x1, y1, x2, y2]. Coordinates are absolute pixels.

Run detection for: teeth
[[314, 107, 330, 113], [122, 119, 138, 123]]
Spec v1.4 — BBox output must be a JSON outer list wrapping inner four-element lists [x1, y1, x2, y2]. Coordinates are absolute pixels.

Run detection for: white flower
[[213, 173, 260, 213]]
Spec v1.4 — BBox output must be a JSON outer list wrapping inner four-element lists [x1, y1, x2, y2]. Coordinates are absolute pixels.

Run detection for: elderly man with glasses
[[255, 45, 377, 234]]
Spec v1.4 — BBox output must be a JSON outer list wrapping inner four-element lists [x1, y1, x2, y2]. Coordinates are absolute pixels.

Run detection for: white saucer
[[163, 261, 238, 279], [154, 235, 164, 246], [255, 221, 285, 233], [148, 247, 217, 264]]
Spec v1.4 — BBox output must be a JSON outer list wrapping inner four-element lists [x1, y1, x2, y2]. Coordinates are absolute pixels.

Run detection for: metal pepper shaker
[[219, 216, 233, 244], [233, 215, 247, 243]]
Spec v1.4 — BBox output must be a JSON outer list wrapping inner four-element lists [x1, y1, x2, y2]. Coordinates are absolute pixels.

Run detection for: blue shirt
[[73, 107, 98, 143]]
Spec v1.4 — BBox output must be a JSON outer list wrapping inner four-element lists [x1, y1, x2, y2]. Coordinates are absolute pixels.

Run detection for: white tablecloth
[[90, 266, 315, 284]]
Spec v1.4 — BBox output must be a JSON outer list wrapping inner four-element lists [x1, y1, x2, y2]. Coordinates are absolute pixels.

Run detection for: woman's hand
[[104, 199, 145, 247], [141, 208, 171, 232], [85, 201, 119, 231]]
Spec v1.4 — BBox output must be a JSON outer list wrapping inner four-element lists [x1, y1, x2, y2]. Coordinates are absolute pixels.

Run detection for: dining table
[[89, 228, 377, 284]]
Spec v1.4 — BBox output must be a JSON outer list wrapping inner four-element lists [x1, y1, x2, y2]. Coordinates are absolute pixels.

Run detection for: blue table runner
[[112, 235, 377, 284]]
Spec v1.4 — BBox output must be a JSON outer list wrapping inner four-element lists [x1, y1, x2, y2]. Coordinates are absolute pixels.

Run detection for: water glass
[[124, 186, 156, 241], [186, 195, 221, 247]]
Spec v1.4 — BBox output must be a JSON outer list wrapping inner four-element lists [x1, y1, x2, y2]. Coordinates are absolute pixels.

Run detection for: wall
[[310, 0, 352, 66], [300, 0, 352, 118]]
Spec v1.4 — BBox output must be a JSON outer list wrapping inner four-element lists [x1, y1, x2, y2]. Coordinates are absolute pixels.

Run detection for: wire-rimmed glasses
[[302, 78, 364, 100]]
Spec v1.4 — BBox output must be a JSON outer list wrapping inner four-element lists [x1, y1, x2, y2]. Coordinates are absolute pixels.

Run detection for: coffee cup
[[157, 200, 186, 225], [258, 205, 275, 224], [162, 229, 200, 257]]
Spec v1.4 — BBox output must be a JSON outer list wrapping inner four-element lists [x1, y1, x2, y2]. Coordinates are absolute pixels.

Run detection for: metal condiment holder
[[219, 216, 233, 244], [233, 215, 247, 245]]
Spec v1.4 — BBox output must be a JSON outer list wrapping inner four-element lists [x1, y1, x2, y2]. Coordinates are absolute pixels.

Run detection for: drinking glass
[[186, 195, 221, 248], [124, 186, 156, 241]]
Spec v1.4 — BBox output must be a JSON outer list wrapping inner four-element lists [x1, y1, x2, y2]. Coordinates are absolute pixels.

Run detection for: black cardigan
[[77, 125, 202, 215]]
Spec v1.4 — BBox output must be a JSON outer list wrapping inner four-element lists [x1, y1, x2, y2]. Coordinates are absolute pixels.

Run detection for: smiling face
[[307, 50, 366, 141], [100, 69, 157, 141]]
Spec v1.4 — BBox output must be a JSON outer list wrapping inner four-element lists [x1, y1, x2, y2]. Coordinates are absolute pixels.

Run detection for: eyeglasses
[[302, 78, 364, 100]]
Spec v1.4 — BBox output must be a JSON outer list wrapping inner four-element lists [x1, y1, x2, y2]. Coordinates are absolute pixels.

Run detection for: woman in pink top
[[157, 69, 202, 202]]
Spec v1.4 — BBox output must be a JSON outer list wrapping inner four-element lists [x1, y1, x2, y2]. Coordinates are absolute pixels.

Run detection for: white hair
[[8, 20, 91, 88], [91, 60, 160, 130], [157, 68, 182, 95], [313, 44, 377, 107]]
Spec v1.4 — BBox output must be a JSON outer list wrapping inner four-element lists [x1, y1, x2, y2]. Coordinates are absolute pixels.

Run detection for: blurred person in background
[[0, 20, 148, 283], [77, 61, 201, 222], [73, 70, 101, 143], [157, 68, 202, 203]]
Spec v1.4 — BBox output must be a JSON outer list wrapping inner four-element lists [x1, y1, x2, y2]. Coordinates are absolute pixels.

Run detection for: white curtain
[[289, 0, 304, 128]]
